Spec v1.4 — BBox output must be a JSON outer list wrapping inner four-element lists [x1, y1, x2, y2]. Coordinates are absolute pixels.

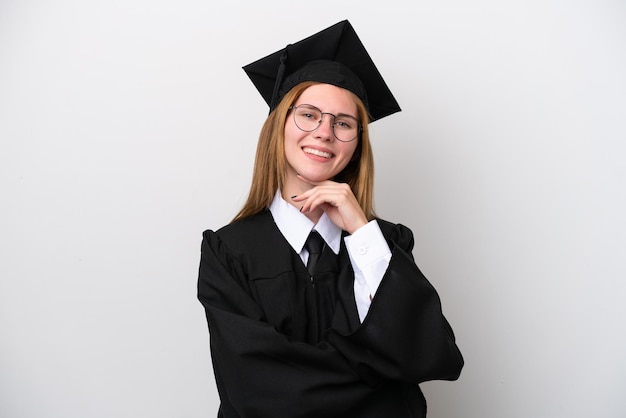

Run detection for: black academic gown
[[197, 210, 463, 418]]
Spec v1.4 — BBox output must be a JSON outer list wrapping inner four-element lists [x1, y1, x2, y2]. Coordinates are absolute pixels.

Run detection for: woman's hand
[[291, 175, 368, 234]]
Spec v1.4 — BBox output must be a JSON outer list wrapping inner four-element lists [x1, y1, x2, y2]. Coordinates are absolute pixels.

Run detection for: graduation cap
[[243, 20, 401, 123]]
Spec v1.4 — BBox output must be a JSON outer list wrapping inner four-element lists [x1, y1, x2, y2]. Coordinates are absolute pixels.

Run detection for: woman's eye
[[335, 120, 351, 129]]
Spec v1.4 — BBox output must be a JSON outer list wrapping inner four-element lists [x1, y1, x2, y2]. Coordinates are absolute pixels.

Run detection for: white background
[[1, 1, 625, 417]]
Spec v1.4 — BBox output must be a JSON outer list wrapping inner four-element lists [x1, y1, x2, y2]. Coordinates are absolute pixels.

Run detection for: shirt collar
[[269, 190, 341, 254]]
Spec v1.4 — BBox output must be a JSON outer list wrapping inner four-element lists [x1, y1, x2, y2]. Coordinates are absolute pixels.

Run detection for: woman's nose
[[314, 114, 334, 141]]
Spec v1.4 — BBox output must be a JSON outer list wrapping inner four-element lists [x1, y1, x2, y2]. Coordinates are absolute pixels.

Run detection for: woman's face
[[283, 84, 360, 184]]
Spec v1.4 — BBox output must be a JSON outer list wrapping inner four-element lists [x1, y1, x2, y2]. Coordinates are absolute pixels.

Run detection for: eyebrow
[[296, 103, 359, 120]]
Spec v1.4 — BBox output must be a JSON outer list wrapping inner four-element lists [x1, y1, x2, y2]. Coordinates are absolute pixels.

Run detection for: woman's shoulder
[[205, 210, 272, 238], [201, 210, 295, 273], [202, 210, 276, 252], [375, 217, 415, 247]]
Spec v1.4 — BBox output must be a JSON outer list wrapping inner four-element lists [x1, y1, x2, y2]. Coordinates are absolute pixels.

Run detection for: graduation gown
[[197, 210, 463, 418]]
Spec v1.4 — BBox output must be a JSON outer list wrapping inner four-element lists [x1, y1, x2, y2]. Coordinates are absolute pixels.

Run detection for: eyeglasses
[[288, 104, 361, 142]]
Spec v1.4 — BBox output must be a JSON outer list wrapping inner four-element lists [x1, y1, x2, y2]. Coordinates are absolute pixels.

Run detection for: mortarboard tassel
[[269, 45, 290, 110]]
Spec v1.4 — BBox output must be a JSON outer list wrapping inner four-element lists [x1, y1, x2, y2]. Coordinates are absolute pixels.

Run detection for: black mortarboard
[[242, 20, 401, 123]]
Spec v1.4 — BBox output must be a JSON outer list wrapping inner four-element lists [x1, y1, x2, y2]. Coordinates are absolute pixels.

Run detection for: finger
[[302, 189, 345, 213], [291, 180, 338, 202], [291, 188, 316, 203]]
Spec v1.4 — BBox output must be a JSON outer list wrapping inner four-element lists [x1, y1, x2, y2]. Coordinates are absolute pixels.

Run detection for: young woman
[[198, 20, 463, 418]]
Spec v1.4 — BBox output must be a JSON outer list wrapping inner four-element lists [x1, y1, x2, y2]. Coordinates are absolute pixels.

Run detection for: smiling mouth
[[303, 147, 333, 159]]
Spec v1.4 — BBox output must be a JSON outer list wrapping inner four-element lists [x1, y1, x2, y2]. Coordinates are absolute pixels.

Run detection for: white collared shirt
[[269, 191, 391, 322]]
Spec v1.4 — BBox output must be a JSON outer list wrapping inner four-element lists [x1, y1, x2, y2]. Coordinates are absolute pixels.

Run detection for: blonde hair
[[232, 81, 376, 223]]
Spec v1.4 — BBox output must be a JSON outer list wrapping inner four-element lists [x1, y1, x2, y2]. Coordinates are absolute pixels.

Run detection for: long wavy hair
[[232, 81, 376, 223]]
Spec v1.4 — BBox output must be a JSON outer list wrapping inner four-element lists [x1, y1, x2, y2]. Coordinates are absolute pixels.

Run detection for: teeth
[[303, 147, 332, 159]]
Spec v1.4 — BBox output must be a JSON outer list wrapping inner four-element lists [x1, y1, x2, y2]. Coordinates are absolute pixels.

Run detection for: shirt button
[[359, 246, 367, 255]]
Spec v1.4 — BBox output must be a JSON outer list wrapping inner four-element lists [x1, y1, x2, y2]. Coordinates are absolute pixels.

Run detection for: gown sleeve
[[197, 222, 463, 417], [329, 221, 464, 385]]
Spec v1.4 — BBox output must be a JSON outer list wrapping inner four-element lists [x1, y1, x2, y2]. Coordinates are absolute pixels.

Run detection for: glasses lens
[[293, 105, 322, 132], [332, 115, 359, 142], [292, 104, 360, 142]]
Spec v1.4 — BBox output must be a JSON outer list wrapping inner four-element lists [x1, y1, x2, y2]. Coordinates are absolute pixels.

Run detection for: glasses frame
[[288, 104, 362, 142]]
